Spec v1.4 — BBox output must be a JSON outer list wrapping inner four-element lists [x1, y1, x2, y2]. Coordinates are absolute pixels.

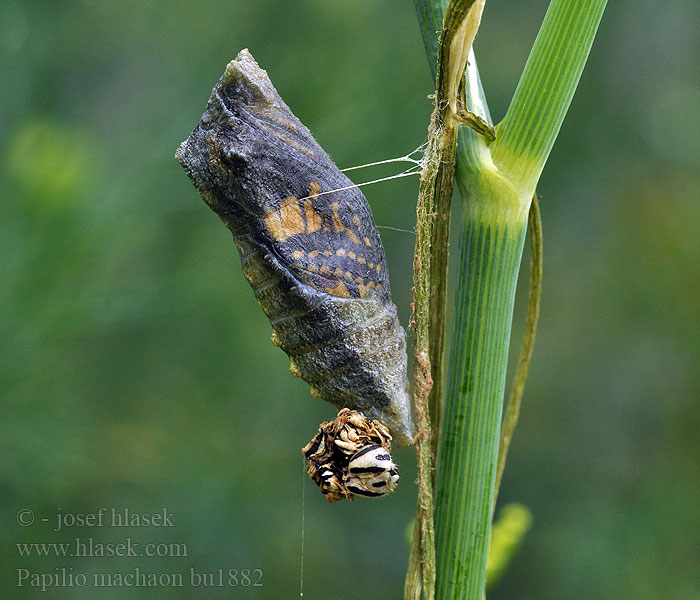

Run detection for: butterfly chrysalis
[[176, 49, 414, 445]]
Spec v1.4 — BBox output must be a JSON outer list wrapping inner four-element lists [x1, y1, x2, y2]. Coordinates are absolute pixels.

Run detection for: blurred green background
[[2, 1, 698, 598]]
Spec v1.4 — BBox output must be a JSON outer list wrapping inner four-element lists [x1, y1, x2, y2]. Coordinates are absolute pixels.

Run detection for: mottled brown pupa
[[176, 49, 413, 445]]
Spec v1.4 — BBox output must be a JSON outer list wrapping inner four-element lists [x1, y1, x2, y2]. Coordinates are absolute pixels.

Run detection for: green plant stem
[[407, 2, 488, 598], [435, 205, 527, 599], [492, 0, 608, 195], [412, 0, 606, 597], [493, 195, 542, 507], [413, 1, 494, 466]]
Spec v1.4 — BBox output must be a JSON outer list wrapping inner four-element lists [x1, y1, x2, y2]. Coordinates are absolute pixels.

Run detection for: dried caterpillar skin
[[302, 408, 398, 503], [176, 49, 413, 445]]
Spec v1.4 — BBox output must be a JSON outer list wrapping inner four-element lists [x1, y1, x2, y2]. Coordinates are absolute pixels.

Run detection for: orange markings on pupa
[[263, 182, 326, 242], [264, 197, 305, 241], [304, 200, 323, 233], [309, 181, 322, 197], [325, 280, 351, 298], [304, 182, 323, 233], [330, 202, 361, 245], [345, 229, 360, 245], [331, 203, 344, 234]]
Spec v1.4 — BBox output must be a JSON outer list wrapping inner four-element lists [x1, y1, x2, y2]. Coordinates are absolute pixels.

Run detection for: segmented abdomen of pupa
[[175, 49, 413, 445]]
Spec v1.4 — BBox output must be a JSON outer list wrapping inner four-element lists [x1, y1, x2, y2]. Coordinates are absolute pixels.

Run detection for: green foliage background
[[2, 1, 698, 598]]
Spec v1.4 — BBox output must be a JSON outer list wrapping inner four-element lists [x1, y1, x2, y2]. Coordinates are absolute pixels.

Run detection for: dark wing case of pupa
[[176, 49, 413, 445]]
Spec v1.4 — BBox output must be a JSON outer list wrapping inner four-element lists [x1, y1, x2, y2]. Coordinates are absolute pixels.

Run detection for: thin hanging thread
[[377, 225, 416, 235], [339, 142, 427, 172], [300, 455, 306, 598], [297, 142, 426, 203], [297, 167, 421, 202]]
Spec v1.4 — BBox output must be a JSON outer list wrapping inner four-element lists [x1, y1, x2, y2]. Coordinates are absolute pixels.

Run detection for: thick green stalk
[[413, 0, 494, 464], [492, 0, 608, 195], [407, 3, 488, 598], [435, 205, 526, 598], [413, 0, 606, 597]]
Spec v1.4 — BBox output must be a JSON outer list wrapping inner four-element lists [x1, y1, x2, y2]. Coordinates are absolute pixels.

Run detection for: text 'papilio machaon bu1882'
[[175, 49, 414, 449]]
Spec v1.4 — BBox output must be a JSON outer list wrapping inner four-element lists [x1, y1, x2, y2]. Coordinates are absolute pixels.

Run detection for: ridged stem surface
[[434, 208, 526, 598]]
